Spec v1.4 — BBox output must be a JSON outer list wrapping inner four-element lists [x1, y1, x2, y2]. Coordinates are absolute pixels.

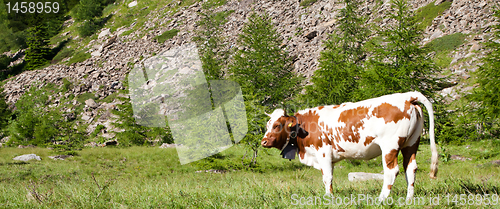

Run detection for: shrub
[[78, 19, 101, 37]]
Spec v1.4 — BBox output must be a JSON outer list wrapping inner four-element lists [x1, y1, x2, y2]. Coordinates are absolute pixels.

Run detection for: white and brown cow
[[261, 91, 438, 200]]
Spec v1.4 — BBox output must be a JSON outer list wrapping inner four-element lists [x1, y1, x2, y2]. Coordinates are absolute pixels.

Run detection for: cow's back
[[297, 92, 424, 161]]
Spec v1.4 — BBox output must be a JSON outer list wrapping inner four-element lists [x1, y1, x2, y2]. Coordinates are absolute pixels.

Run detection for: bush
[[74, 0, 104, 21], [78, 19, 101, 37]]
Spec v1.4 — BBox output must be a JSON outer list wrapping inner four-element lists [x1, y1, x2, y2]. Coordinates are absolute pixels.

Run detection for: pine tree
[[361, 0, 437, 98], [469, 9, 500, 138], [230, 12, 302, 107], [305, 0, 369, 106], [24, 25, 50, 71], [229, 12, 302, 165]]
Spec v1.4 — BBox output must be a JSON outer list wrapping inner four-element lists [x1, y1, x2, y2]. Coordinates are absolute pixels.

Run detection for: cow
[[261, 91, 438, 200]]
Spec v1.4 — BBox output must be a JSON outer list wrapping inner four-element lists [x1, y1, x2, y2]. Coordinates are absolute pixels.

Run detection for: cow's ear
[[290, 124, 308, 139], [297, 126, 309, 138]]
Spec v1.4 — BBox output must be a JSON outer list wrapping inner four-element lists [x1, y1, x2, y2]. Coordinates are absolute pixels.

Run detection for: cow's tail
[[411, 92, 438, 179]]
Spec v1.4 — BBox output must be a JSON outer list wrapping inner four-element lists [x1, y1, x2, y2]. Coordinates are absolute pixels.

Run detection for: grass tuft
[[154, 29, 180, 44]]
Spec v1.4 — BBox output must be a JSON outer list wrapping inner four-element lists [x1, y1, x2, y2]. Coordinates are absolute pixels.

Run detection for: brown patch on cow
[[411, 183, 414, 187], [337, 106, 370, 143], [398, 137, 406, 147], [385, 149, 399, 169], [372, 103, 411, 124], [296, 110, 327, 159], [321, 169, 323, 175], [402, 137, 420, 172], [387, 185, 392, 190], [318, 106, 324, 110], [323, 153, 326, 158], [364, 136, 375, 146], [336, 144, 345, 152], [330, 185, 333, 193]]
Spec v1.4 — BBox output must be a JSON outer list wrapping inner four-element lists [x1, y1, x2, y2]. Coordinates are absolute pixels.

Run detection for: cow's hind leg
[[379, 148, 399, 200], [401, 136, 420, 200]]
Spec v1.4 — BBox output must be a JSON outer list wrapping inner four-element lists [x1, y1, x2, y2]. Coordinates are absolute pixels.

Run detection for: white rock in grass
[[13, 154, 41, 161], [348, 172, 384, 182], [98, 28, 111, 39], [128, 1, 137, 7]]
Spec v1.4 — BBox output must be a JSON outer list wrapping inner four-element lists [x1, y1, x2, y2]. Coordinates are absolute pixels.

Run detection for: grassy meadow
[[0, 142, 499, 208]]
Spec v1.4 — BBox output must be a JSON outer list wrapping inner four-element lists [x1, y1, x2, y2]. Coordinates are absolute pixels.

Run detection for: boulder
[[128, 1, 137, 8], [98, 29, 111, 39], [348, 172, 384, 182], [85, 98, 99, 108], [13, 154, 41, 161]]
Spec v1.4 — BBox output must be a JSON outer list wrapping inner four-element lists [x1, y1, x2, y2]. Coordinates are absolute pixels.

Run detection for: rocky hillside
[[0, 0, 498, 141]]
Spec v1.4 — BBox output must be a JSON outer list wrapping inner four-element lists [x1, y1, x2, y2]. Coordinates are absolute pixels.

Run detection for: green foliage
[[305, 0, 369, 106], [415, 0, 452, 27], [112, 89, 173, 146], [228, 12, 302, 165], [62, 78, 73, 92], [68, 50, 91, 64], [299, 0, 318, 7], [361, 0, 437, 99], [0, 89, 12, 136], [7, 84, 78, 146], [24, 26, 51, 71], [74, 0, 104, 21], [51, 46, 75, 64], [154, 29, 179, 44], [194, 10, 233, 82], [467, 9, 500, 139], [230, 12, 302, 107], [91, 124, 106, 137], [201, 0, 227, 9], [0, 55, 10, 70], [78, 19, 102, 37]]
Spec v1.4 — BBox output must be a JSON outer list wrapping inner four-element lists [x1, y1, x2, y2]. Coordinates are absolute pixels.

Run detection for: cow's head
[[261, 109, 308, 149]]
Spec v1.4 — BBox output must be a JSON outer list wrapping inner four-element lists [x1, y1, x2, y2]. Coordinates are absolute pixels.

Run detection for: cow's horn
[[264, 111, 271, 117], [283, 106, 289, 117]]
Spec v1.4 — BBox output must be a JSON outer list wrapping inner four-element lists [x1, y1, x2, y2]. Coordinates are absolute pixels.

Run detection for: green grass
[[154, 29, 180, 44], [51, 47, 75, 64], [0, 142, 499, 208], [68, 50, 91, 64], [426, 33, 467, 68], [300, 0, 318, 7], [415, 1, 452, 28]]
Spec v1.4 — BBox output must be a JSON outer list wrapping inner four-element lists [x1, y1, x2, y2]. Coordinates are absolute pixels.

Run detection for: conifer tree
[[24, 25, 50, 71], [305, 0, 369, 106], [229, 12, 302, 165], [361, 0, 437, 98], [469, 9, 500, 138], [230, 12, 302, 107]]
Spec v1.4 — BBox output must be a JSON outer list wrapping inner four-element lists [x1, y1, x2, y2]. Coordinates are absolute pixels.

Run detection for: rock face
[[13, 154, 41, 161], [348, 172, 384, 182], [0, 0, 496, 144]]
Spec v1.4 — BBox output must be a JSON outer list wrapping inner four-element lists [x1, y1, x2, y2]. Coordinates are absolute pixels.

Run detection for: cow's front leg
[[317, 151, 334, 194], [320, 164, 333, 193]]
